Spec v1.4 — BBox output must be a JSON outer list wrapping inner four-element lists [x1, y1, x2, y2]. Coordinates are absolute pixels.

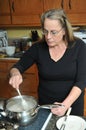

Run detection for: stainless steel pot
[[6, 95, 38, 126], [0, 95, 64, 126]]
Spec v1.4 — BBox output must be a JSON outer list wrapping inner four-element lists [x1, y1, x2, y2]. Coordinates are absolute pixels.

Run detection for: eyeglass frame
[[42, 27, 63, 37]]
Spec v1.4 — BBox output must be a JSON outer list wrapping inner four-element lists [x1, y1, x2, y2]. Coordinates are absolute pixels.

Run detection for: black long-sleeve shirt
[[13, 38, 86, 115]]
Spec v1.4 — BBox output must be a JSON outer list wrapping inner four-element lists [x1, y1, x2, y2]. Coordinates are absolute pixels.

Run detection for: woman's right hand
[[9, 68, 23, 89]]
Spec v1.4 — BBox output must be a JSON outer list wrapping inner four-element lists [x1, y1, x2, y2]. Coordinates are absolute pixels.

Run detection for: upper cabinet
[[64, 0, 86, 13], [0, 0, 43, 27], [9, 0, 43, 26], [64, 0, 86, 25], [44, 0, 86, 25], [0, 0, 11, 25], [44, 0, 63, 11], [0, 0, 86, 27]]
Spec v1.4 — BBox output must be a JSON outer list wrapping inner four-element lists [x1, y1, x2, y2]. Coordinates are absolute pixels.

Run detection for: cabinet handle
[[69, 0, 71, 9], [12, 0, 15, 12], [61, 0, 64, 9]]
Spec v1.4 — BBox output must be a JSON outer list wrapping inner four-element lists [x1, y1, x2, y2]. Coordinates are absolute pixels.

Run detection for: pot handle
[[31, 104, 64, 116], [38, 103, 65, 109]]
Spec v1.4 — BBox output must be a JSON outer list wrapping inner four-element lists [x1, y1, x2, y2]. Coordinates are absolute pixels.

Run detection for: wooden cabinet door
[[44, 0, 63, 11], [10, 0, 43, 26], [18, 64, 38, 99], [0, 0, 11, 25], [64, 0, 86, 25], [20, 73, 38, 98], [0, 60, 38, 99], [0, 72, 12, 98], [64, 0, 86, 13], [44, 0, 86, 13], [43, 0, 86, 25], [10, 0, 43, 14], [0, 63, 12, 98]]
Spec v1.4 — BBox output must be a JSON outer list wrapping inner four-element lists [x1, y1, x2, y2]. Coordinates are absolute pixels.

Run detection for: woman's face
[[43, 18, 65, 47]]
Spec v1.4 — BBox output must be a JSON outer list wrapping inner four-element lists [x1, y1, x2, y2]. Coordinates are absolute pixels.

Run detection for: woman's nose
[[46, 32, 52, 39]]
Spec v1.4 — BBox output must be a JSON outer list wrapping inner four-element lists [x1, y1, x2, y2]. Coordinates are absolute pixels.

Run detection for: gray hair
[[41, 9, 75, 45]]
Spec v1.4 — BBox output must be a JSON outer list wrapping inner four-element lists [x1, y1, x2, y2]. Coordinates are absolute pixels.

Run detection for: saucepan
[[0, 95, 64, 126]]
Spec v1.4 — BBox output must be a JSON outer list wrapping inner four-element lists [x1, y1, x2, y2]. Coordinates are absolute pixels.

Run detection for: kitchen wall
[[6, 28, 42, 39], [6, 26, 86, 39]]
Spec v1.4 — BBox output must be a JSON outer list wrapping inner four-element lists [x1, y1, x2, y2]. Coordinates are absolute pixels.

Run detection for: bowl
[[56, 115, 86, 130], [5, 46, 16, 56]]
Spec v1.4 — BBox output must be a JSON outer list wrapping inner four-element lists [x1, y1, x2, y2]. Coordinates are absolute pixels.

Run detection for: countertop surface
[[18, 109, 86, 130], [0, 51, 24, 60], [45, 114, 86, 130], [0, 57, 19, 60], [0, 109, 86, 130]]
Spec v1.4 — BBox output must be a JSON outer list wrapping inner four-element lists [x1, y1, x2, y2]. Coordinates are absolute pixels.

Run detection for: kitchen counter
[[0, 57, 19, 60], [45, 115, 65, 130], [45, 114, 58, 130], [45, 114, 86, 130], [0, 108, 86, 130], [0, 51, 24, 60], [18, 109, 86, 130]]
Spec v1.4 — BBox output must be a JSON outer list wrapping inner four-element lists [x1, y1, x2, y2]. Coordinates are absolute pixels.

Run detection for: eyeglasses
[[42, 28, 63, 37]]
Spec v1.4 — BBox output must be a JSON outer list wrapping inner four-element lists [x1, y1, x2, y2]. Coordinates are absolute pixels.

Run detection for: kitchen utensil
[[16, 88, 28, 110], [56, 115, 86, 130], [59, 107, 72, 130], [4, 95, 64, 126]]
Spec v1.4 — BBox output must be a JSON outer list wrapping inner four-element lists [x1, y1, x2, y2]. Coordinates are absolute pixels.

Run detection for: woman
[[9, 9, 86, 116]]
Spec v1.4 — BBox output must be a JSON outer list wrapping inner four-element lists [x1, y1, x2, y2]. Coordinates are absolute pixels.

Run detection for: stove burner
[[0, 98, 19, 129], [0, 120, 19, 130]]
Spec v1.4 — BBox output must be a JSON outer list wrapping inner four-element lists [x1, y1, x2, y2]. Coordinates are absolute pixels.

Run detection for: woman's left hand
[[51, 102, 67, 116]]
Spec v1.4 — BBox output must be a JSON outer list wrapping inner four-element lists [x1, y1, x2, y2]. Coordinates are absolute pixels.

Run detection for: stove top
[[0, 109, 51, 130], [45, 115, 86, 130], [18, 109, 51, 130]]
